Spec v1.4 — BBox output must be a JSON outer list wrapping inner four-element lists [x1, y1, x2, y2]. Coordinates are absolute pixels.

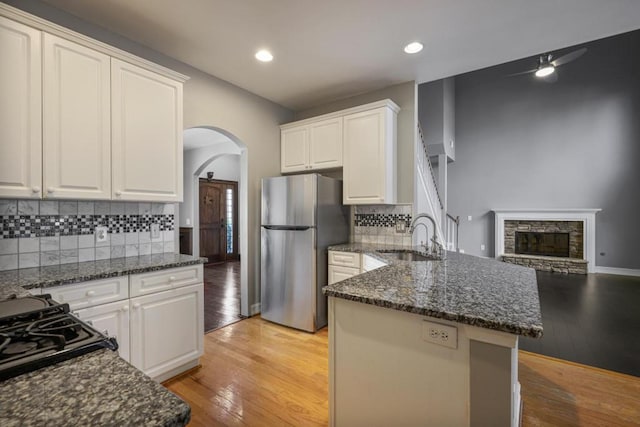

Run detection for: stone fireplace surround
[[493, 209, 601, 274]]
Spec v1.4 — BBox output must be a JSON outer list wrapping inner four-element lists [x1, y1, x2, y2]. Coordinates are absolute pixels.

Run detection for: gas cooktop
[[0, 294, 118, 381]]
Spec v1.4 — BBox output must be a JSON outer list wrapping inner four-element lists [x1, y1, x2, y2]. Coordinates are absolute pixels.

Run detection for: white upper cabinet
[[111, 59, 183, 202], [0, 4, 188, 202], [280, 117, 343, 173], [309, 117, 343, 169], [0, 16, 42, 198], [343, 102, 398, 204], [43, 34, 111, 200], [281, 126, 308, 172]]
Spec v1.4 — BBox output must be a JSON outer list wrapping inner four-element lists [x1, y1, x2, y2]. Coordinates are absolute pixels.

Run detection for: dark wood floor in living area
[[165, 317, 640, 427], [203, 261, 243, 332], [519, 271, 640, 377]]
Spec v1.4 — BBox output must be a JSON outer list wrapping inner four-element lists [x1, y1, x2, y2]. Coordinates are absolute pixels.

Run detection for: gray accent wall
[[447, 30, 640, 269]]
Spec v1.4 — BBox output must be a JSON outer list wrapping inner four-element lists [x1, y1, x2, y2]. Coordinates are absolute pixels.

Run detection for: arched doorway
[[180, 126, 249, 329]]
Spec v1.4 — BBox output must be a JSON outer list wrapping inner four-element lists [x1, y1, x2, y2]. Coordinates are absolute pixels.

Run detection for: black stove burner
[[0, 294, 118, 381]]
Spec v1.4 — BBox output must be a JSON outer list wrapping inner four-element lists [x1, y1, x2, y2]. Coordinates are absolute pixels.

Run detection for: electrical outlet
[[395, 220, 406, 233], [467, 215, 472, 221], [151, 223, 161, 239], [422, 321, 457, 349], [481, 244, 486, 251], [95, 226, 108, 243]]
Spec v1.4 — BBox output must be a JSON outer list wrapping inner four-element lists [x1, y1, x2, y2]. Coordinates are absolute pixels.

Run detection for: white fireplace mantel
[[493, 209, 601, 273]]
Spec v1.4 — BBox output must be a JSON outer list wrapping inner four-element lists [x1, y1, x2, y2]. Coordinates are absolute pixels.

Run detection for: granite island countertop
[[324, 243, 543, 338], [0, 253, 207, 293], [0, 349, 190, 427]]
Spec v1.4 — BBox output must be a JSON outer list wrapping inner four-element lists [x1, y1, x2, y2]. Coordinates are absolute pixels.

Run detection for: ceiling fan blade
[[506, 68, 537, 77], [551, 47, 587, 67]]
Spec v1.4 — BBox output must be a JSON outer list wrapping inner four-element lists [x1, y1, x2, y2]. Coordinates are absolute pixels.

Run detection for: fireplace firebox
[[515, 231, 570, 258]]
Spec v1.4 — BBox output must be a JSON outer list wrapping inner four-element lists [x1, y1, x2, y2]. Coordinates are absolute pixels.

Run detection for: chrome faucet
[[409, 213, 442, 257]]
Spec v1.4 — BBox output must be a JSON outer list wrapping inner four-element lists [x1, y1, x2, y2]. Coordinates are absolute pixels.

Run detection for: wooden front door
[[200, 181, 225, 263], [199, 179, 239, 264]]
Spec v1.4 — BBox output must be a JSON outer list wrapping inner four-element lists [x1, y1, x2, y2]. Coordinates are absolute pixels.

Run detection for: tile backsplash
[[0, 200, 176, 271], [352, 204, 413, 245]]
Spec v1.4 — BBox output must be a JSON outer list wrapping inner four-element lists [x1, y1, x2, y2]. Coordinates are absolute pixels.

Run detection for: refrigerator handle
[[263, 225, 312, 231]]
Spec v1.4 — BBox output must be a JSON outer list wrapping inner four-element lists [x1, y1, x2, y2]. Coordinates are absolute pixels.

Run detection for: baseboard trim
[[250, 303, 261, 316], [594, 266, 640, 277]]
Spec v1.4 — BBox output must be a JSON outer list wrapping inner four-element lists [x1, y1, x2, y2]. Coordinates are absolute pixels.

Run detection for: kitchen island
[[323, 243, 543, 427], [0, 253, 206, 426]]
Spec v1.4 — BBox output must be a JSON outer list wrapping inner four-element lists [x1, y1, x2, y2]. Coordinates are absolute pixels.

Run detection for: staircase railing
[[445, 213, 460, 252], [416, 123, 443, 231], [417, 123, 460, 252]]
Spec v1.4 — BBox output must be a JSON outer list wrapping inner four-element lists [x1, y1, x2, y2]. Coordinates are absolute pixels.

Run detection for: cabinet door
[[328, 265, 361, 285], [281, 126, 308, 173], [343, 108, 395, 204], [75, 300, 131, 362], [309, 117, 343, 170], [112, 59, 183, 202], [130, 283, 203, 379], [43, 34, 111, 200], [0, 17, 42, 198]]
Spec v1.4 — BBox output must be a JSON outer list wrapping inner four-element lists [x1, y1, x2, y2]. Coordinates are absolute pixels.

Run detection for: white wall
[[200, 155, 240, 182], [5, 0, 294, 314]]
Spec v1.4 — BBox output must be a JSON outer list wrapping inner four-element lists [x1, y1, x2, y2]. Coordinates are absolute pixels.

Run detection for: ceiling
[[42, 0, 640, 110]]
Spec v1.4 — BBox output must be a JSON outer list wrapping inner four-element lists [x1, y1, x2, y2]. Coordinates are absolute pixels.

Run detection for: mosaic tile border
[[354, 213, 412, 228], [1, 214, 174, 239]]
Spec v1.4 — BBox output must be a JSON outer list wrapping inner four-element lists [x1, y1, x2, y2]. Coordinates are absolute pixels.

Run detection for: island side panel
[[328, 297, 471, 426]]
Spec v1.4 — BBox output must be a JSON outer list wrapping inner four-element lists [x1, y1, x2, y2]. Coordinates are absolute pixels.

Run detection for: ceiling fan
[[509, 47, 587, 82]]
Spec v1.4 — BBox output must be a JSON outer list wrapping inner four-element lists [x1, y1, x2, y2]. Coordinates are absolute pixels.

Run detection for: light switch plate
[[151, 223, 161, 239], [95, 226, 108, 243]]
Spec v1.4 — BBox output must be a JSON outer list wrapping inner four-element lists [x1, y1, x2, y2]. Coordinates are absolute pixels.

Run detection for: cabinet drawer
[[45, 276, 128, 310], [329, 251, 361, 268], [130, 264, 203, 297], [328, 265, 361, 285]]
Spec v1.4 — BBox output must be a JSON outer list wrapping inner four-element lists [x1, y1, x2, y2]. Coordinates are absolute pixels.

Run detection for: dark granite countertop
[[324, 243, 543, 338], [0, 253, 207, 292], [0, 349, 190, 427]]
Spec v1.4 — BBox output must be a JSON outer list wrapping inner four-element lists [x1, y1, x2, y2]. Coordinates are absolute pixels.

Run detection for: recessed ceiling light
[[404, 42, 423, 54], [255, 49, 273, 62]]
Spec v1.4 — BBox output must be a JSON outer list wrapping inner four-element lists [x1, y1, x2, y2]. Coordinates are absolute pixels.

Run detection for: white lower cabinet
[[328, 265, 361, 285], [39, 265, 203, 382], [75, 300, 130, 362], [130, 283, 204, 381]]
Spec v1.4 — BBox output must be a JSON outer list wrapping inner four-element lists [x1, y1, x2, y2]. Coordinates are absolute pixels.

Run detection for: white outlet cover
[[467, 215, 472, 221], [481, 244, 486, 251], [422, 320, 458, 349], [95, 226, 108, 243], [150, 223, 161, 239]]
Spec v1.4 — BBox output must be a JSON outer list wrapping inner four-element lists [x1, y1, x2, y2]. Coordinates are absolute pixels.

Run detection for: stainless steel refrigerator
[[261, 174, 349, 332]]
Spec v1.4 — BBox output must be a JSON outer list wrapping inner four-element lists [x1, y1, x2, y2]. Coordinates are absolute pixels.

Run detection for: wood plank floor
[[203, 261, 243, 332], [165, 317, 640, 427], [520, 272, 640, 377]]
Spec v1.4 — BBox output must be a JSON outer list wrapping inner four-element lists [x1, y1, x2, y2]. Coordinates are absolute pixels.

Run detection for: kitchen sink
[[380, 251, 435, 261]]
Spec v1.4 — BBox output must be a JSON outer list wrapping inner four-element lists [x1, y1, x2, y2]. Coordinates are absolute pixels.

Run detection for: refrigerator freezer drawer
[[261, 227, 317, 332]]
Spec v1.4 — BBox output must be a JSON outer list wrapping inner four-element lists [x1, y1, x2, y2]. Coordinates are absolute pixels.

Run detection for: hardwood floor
[[520, 271, 640, 377], [203, 261, 242, 332], [165, 317, 640, 427]]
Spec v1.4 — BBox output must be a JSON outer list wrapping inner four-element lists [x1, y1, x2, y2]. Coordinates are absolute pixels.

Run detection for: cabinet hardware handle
[[47, 187, 54, 193], [115, 191, 122, 196], [169, 276, 176, 281], [121, 305, 129, 312], [86, 290, 96, 297], [133, 303, 140, 309], [32, 186, 40, 193]]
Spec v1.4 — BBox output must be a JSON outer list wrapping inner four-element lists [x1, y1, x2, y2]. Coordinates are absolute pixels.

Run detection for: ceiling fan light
[[535, 65, 555, 78]]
